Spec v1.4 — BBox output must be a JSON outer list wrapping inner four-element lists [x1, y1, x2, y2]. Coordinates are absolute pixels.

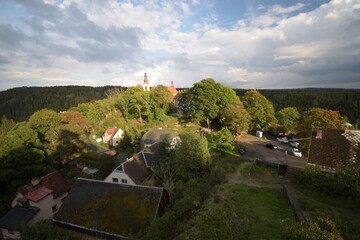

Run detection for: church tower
[[142, 72, 150, 91]]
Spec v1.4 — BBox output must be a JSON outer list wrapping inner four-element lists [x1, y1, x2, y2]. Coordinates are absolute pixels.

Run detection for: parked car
[[276, 137, 289, 143], [239, 147, 246, 155], [292, 148, 302, 157], [266, 143, 278, 149], [290, 141, 299, 148]]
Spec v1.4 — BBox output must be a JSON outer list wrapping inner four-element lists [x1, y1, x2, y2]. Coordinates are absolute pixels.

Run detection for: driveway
[[235, 135, 307, 169]]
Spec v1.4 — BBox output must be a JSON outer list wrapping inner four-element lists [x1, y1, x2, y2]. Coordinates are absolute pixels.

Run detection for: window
[[112, 178, 119, 183], [52, 204, 58, 213], [8, 229, 14, 234], [121, 179, 127, 184]]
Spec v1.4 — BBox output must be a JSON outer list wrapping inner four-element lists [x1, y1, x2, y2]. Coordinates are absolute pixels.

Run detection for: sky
[[0, 0, 360, 91]]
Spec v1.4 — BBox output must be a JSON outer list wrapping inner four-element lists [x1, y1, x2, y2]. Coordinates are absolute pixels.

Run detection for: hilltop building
[[142, 72, 150, 91]]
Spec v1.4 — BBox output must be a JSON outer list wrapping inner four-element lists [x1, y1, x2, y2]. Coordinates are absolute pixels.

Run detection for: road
[[235, 135, 307, 169]]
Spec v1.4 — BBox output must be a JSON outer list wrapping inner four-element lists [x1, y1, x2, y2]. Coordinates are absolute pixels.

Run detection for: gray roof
[[141, 129, 177, 145], [0, 206, 39, 230], [53, 178, 164, 238], [308, 128, 360, 168], [123, 154, 153, 184]]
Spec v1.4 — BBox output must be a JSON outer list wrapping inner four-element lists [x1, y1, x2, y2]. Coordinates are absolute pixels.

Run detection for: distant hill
[[235, 88, 360, 123], [0, 86, 359, 123], [0, 86, 125, 122]]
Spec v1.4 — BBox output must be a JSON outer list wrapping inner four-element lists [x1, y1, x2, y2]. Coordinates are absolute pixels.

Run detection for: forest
[[0, 86, 359, 123]]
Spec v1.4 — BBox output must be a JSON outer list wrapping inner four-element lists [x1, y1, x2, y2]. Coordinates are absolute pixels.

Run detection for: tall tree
[[175, 132, 211, 181], [220, 98, 251, 134], [297, 108, 348, 137], [153, 140, 176, 201], [179, 78, 237, 127], [0, 115, 16, 136], [242, 90, 275, 131], [276, 107, 300, 134]]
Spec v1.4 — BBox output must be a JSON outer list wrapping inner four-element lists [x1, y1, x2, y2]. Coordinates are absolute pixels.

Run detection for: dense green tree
[[0, 123, 54, 192], [28, 109, 68, 140], [220, 98, 251, 134], [297, 108, 347, 137], [179, 79, 237, 128], [175, 132, 211, 181], [276, 107, 300, 134], [153, 140, 176, 201], [0, 115, 16, 136], [150, 85, 174, 113], [210, 127, 235, 152], [242, 90, 276, 130]]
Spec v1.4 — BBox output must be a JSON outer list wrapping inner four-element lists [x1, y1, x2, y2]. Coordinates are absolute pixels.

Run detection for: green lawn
[[177, 183, 296, 240]]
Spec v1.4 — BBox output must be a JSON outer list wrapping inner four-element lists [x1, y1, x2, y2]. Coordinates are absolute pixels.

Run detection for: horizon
[[1, 0, 360, 91]]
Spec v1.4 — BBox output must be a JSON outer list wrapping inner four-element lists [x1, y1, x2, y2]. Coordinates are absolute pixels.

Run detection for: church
[[141, 73, 178, 98]]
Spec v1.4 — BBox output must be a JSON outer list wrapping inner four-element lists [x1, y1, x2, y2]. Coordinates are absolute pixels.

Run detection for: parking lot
[[235, 135, 307, 169]]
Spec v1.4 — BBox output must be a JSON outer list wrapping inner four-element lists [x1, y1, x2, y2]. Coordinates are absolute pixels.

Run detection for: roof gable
[[54, 178, 163, 237]]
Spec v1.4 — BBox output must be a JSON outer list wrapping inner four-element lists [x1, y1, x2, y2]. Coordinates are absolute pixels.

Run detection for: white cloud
[[0, 0, 359, 91]]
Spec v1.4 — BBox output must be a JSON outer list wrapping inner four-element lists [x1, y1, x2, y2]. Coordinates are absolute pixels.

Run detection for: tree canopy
[[242, 90, 276, 131], [297, 108, 348, 137], [179, 78, 237, 127], [220, 97, 251, 134], [276, 107, 300, 134]]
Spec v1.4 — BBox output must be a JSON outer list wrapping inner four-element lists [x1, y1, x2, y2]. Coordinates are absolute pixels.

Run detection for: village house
[[308, 127, 360, 169], [141, 128, 181, 149], [0, 171, 70, 239], [104, 151, 154, 185], [53, 178, 169, 239], [102, 127, 124, 146]]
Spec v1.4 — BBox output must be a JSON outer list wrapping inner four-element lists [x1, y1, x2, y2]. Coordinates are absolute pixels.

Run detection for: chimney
[[31, 178, 40, 186], [316, 129, 322, 139], [171, 81, 174, 87]]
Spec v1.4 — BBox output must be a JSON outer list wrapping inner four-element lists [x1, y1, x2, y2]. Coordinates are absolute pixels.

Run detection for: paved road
[[235, 135, 307, 169]]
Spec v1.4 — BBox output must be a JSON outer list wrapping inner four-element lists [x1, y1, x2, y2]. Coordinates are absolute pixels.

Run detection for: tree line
[[1, 86, 359, 124]]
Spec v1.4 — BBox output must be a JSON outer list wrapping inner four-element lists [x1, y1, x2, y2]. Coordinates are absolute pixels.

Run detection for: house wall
[[104, 171, 135, 185], [11, 192, 23, 207], [0, 228, 20, 239], [28, 194, 55, 223]]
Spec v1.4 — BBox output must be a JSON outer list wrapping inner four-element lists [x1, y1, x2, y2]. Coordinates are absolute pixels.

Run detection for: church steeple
[[142, 72, 150, 91], [144, 72, 149, 84]]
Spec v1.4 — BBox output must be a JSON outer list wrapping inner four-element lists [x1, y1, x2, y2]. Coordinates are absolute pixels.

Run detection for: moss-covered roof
[[54, 178, 163, 237]]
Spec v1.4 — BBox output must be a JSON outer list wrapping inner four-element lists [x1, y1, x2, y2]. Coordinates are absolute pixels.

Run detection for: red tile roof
[[18, 171, 70, 201], [106, 128, 118, 135], [167, 86, 178, 96], [25, 186, 53, 202]]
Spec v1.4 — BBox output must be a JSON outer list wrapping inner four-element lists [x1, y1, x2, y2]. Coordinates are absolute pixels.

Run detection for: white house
[[102, 127, 124, 146]]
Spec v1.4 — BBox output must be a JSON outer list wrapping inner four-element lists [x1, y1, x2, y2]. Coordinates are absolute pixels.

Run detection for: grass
[[177, 183, 296, 240], [292, 185, 360, 240]]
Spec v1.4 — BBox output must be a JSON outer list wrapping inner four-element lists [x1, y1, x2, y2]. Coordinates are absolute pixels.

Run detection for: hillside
[[0, 86, 125, 122], [0, 86, 359, 123]]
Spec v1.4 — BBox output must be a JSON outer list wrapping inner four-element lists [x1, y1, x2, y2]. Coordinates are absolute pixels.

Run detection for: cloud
[[0, 0, 359, 91]]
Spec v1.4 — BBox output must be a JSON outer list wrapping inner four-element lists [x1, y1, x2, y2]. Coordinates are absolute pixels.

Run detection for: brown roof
[[18, 171, 70, 200], [308, 128, 360, 168], [124, 154, 153, 185]]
